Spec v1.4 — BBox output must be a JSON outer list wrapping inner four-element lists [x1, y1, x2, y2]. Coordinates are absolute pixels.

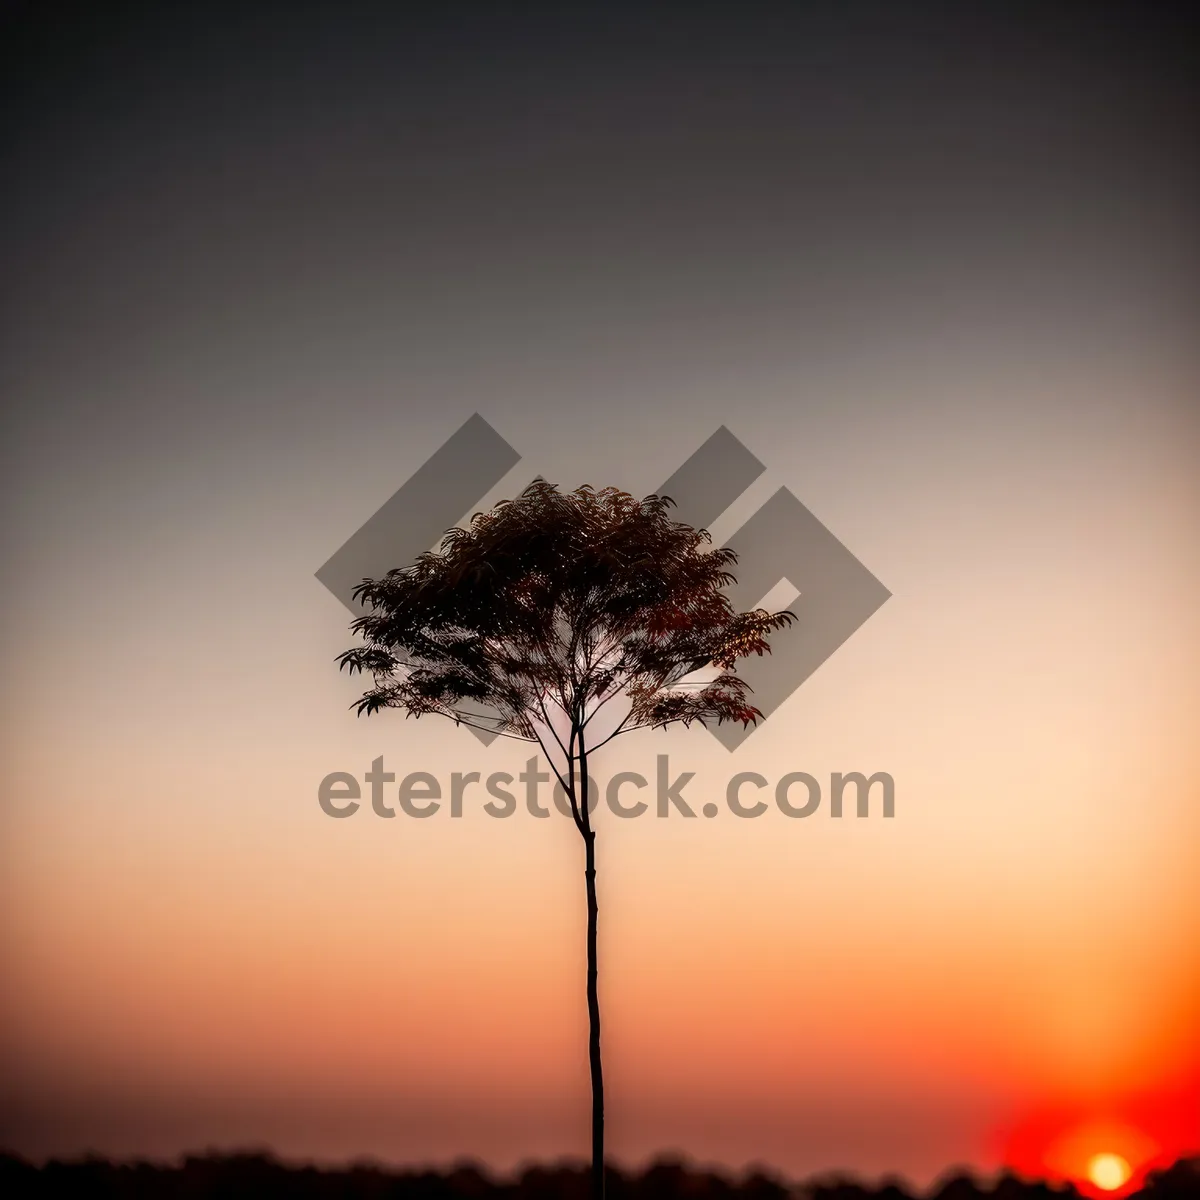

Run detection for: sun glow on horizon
[[1087, 1153, 1132, 1192], [997, 1101, 1194, 1199]]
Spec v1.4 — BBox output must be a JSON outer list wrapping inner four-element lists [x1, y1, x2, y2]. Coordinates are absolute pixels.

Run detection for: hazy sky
[[1, 2, 1197, 1190]]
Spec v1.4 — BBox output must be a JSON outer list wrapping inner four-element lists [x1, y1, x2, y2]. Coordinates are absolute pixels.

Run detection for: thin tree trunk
[[584, 826, 604, 1200], [576, 730, 603, 1200]]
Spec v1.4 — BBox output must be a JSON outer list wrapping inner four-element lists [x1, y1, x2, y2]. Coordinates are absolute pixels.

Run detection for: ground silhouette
[[0, 1153, 1196, 1199]]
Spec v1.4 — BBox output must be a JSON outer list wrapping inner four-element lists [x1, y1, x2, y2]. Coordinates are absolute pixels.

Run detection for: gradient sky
[[1, 1, 1197, 1191]]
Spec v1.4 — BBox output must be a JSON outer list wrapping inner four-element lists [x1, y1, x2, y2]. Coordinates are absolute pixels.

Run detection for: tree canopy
[[337, 480, 796, 780]]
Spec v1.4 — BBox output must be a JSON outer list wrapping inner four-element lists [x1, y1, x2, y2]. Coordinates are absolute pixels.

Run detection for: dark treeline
[[0, 1153, 1197, 1200]]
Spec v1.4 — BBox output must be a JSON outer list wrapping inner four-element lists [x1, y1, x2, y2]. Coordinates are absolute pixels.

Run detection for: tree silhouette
[[337, 480, 796, 1200]]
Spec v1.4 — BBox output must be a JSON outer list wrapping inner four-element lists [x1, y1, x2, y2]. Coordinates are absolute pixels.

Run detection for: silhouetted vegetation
[[0, 1153, 1196, 1200], [337, 481, 796, 1200]]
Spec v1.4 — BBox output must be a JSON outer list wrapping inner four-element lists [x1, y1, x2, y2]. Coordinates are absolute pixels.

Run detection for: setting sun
[[1088, 1154, 1132, 1192]]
